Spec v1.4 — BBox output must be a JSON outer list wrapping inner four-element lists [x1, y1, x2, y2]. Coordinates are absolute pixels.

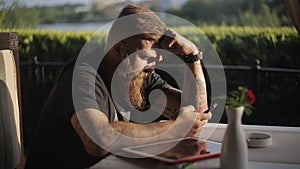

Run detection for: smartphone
[[203, 103, 218, 114]]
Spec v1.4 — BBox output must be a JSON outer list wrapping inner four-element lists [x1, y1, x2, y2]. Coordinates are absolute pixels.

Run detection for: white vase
[[220, 106, 248, 169]]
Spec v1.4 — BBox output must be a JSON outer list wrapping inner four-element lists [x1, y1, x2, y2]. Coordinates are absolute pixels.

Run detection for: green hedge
[[176, 26, 300, 68], [3, 26, 299, 68], [201, 26, 300, 68], [17, 30, 93, 62]]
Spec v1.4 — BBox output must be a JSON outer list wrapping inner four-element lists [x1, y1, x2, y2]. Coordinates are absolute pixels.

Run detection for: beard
[[129, 71, 148, 111], [113, 61, 149, 111]]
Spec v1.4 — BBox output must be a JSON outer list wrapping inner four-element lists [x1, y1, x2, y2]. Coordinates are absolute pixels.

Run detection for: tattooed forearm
[[71, 110, 175, 156], [195, 73, 207, 110], [111, 120, 167, 138], [183, 61, 208, 112]]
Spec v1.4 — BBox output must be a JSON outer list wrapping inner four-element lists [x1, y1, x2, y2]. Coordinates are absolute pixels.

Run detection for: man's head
[[106, 4, 167, 111], [106, 4, 166, 48], [105, 4, 166, 57]]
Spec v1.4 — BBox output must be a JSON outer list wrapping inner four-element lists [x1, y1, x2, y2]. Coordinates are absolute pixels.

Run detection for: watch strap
[[178, 51, 203, 63]]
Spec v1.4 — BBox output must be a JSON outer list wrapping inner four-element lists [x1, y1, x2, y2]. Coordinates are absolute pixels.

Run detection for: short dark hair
[[105, 4, 166, 52]]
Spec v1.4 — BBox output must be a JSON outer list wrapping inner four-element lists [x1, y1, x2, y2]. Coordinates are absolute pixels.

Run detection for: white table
[[90, 124, 300, 169]]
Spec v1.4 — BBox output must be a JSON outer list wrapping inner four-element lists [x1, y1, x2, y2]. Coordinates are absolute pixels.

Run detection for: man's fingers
[[160, 36, 177, 51], [159, 29, 176, 47], [159, 29, 186, 54], [181, 105, 196, 112], [199, 112, 212, 121], [193, 120, 202, 130], [179, 106, 212, 122], [188, 120, 207, 137], [206, 112, 212, 120], [177, 106, 212, 138]]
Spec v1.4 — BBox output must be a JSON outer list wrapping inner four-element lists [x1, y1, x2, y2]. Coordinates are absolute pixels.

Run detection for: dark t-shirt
[[25, 59, 171, 169]]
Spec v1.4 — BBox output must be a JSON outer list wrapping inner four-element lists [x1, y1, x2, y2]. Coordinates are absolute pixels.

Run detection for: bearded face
[[111, 34, 162, 112], [113, 56, 150, 111]]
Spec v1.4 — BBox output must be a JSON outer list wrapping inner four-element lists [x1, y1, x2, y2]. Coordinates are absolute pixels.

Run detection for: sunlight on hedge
[[0, 26, 298, 68]]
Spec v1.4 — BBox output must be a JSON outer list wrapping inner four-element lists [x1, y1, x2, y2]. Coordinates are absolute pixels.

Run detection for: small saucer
[[246, 133, 272, 148]]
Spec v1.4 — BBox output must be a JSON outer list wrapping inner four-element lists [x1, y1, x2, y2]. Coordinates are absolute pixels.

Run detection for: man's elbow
[[83, 142, 110, 158]]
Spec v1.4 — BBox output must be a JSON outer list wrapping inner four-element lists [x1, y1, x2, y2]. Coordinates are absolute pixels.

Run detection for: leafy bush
[[2, 26, 298, 68], [17, 30, 94, 62], [200, 26, 300, 68]]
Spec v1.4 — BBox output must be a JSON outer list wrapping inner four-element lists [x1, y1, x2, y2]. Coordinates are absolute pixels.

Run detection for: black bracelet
[[178, 51, 203, 63]]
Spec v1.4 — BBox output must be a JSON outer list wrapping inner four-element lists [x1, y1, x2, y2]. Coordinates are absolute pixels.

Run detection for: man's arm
[[184, 60, 208, 113], [71, 109, 173, 157], [70, 113, 110, 158], [71, 106, 205, 158], [159, 29, 208, 113], [153, 65, 207, 119]]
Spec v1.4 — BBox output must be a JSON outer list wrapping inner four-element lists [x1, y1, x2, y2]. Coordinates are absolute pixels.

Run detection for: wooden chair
[[0, 32, 25, 169]]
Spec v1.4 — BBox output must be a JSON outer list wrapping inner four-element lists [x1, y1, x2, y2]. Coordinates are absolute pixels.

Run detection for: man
[[25, 4, 211, 169]]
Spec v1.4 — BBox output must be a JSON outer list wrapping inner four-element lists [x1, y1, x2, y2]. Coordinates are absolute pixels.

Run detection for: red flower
[[247, 89, 256, 104]]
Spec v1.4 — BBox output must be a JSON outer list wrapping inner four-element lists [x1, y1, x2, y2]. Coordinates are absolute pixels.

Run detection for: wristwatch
[[178, 51, 203, 63]]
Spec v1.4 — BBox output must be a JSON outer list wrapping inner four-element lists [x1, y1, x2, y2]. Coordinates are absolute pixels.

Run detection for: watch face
[[198, 51, 204, 60]]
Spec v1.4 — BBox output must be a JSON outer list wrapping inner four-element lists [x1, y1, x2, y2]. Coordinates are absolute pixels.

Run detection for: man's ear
[[114, 41, 126, 59]]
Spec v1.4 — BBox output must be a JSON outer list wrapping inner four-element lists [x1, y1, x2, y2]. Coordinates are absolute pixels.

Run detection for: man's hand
[[159, 29, 199, 56], [174, 105, 212, 138]]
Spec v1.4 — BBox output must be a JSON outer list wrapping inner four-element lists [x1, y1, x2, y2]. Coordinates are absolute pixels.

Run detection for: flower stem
[[239, 87, 246, 106]]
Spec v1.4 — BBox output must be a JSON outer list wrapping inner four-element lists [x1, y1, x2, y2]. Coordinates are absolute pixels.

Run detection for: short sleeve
[[144, 73, 173, 92], [72, 62, 115, 121]]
